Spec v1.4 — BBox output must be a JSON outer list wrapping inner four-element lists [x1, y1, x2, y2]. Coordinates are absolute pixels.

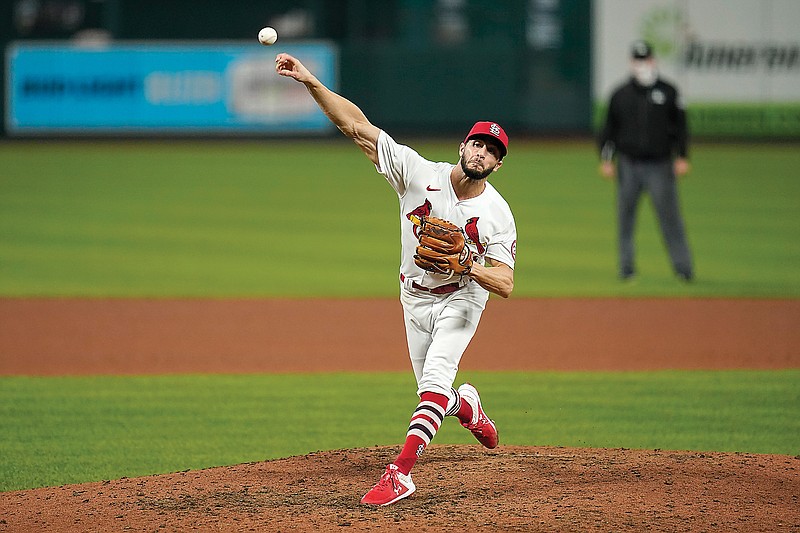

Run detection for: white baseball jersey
[[375, 130, 517, 291]]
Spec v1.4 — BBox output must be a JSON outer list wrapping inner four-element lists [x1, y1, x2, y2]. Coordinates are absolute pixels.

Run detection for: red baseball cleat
[[457, 383, 499, 449], [360, 464, 416, 506]]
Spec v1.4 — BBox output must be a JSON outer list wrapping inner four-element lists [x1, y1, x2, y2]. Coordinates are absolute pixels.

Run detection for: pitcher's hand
[[275, 53, 315, 84]]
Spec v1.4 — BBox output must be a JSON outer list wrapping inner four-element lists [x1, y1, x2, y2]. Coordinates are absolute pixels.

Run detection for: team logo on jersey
[[511, 239, 516, 261], [651, 89, 666, 105], [406, 199, 432, 237], [464, 217, 487, 255]]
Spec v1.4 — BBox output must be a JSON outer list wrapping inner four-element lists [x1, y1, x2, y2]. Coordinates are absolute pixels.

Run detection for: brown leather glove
[[413, 216, 473, 276]]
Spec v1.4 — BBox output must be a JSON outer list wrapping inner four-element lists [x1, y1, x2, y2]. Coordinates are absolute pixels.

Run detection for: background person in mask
[[598, 40, 694, 282]]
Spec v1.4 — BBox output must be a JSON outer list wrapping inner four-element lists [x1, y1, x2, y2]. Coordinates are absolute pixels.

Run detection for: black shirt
[[598, 77, 688, 161]]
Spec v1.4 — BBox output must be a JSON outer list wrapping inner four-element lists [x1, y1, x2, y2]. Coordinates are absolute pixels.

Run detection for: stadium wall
[[3, 0, 798, 138]]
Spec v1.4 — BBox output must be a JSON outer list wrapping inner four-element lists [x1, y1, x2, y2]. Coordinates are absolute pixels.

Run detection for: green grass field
[[1, 139, 798, 492], [1, 370, 798, 492], [1, 139, 798, 297]]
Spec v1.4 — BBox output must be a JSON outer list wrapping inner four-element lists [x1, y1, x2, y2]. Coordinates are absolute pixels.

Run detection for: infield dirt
[[1, 297, 798, 531]]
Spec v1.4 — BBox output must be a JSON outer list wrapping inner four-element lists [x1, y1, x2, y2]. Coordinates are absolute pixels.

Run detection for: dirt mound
[[2, 298, 799, 530], [1, 445, 798, 532]]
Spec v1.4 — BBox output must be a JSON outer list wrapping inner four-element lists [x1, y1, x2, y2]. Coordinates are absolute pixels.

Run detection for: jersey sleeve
[[485, 211, 517, 269], [374, 130, 427, 197], [671, 86, 689, 159], [598, 88, 620, 161]]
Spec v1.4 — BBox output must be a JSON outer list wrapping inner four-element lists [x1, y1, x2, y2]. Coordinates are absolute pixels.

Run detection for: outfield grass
[[1, 139, 797, 493], [1, 139, 798, 297], [1, 370, 798, 492]]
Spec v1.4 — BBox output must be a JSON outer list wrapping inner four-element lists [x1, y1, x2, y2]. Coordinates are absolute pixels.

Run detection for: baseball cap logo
[[465, 121, 509, 158], [631, 40, 653, 59]]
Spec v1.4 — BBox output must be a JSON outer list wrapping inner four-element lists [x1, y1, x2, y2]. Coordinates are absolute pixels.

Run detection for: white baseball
[[258, 27, 278, 46]]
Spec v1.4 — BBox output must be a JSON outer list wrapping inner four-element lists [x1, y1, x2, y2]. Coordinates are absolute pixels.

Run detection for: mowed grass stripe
[[1, 370, 797, 491], [1, 140, 798, 297]]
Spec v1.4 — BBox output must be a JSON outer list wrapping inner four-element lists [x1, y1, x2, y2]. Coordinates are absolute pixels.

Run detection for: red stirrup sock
[[393, 392, 448, 475], [456, 393, 474, 424]]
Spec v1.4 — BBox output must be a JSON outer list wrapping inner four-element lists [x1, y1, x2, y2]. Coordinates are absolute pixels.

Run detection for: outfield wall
[[2, 0, 799, 138], [1, 0, 593, 137]]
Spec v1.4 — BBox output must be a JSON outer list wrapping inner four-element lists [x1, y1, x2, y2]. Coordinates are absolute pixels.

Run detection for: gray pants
[[616, 154, 693, 278]]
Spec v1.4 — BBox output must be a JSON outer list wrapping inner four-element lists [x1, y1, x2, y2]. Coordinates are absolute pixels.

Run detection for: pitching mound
[[2, 445, 797, 531], [2, 298, 798, 530]]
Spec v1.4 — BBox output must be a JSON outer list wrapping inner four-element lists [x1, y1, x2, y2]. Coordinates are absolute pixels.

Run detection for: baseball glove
[[414, 216, 473, 276]]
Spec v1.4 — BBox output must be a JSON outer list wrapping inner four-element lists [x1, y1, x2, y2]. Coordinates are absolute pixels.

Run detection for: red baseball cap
[[465, 121, 509, 158]]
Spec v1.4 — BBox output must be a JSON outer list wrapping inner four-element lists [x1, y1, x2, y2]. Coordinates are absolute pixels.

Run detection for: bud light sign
[[5, 42, 337, 135]]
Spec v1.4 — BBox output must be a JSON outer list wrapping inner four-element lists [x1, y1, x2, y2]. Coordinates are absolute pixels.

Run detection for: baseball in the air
[[258, 27, 278, 46]]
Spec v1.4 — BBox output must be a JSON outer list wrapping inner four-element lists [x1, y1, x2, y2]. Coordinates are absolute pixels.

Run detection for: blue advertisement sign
[[5, 42, 337, 134]]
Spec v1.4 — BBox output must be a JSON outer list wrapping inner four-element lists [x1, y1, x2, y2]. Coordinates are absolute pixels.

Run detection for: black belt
[[623, 153, 671, 162], [400, 274, 463, 294]]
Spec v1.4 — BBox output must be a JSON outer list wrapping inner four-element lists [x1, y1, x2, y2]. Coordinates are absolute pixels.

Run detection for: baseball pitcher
[[276, 53, 517, 506]]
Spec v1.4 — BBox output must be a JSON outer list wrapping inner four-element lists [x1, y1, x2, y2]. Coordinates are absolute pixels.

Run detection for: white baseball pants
[[399, 281, 489, 408]]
